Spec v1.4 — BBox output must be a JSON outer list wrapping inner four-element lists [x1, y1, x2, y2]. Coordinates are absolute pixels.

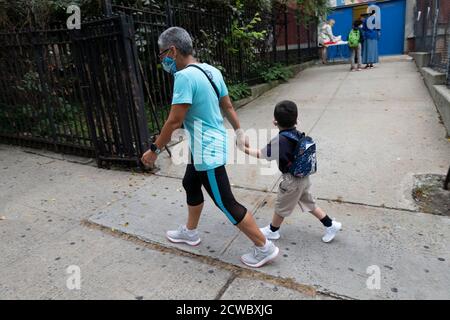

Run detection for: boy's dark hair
[[274, 100, 298, 128], [353, 20, 362, 28]]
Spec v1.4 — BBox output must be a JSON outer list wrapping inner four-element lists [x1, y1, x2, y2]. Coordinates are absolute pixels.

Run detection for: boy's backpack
[[348, 29, 360, 48], [280, 131, 317, 178]]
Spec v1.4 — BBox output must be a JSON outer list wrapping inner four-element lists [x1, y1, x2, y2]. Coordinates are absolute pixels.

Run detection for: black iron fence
[[0, 1, 319, 168], [0, 15, 151, 167], [414, 0, 450, 87]]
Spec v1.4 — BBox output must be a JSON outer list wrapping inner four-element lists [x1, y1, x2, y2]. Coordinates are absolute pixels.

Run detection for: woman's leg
[[201, 166, 266, 247], [186, 203, 204, 230], [182, 164, 205, 230], [236, 212, 266, 247]]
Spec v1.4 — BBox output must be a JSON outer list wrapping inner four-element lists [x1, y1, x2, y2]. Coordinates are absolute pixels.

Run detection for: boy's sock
[[270, 224, 280, 232], [320, 215, 333, 228]]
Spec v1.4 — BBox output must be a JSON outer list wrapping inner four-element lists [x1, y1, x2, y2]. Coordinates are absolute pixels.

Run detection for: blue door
[[326, 0, 406, 59], [378, 0, 406, 55]]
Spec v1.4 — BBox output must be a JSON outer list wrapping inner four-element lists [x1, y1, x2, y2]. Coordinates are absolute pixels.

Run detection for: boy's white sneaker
[[240, 241, 279, 268], [166, 225, 201, 246], [260, 225, 280, 240], [322, 221, 342, 243]]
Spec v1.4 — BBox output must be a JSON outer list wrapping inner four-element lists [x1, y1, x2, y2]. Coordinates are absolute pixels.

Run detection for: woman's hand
[[141, 149, 158, 168], [235, 129, 249, 151]]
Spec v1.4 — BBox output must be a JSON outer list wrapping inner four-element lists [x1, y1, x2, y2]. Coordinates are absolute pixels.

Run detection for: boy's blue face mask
[[162, 56, 177, 75]]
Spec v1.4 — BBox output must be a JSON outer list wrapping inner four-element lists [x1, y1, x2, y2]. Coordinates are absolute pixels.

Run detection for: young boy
[[348, 20, 363, 71], [242, 100, 342, 242]]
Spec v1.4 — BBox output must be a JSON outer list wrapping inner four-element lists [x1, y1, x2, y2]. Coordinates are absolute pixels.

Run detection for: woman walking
[[141, 27, 279, 268]]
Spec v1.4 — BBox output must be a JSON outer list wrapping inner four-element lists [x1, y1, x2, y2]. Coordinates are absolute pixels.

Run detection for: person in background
[[348, 20, 363, 71], [318, 19, 337, 64], [362, 11, 380, 69]]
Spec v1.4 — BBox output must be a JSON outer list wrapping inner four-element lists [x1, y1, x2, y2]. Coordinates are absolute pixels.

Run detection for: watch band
[[150, 143, 161, 154]]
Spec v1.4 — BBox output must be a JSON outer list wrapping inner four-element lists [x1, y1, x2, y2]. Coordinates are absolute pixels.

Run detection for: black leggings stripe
[[182, 164, 247, 225]]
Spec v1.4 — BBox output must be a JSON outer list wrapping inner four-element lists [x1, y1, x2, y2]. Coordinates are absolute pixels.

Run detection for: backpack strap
[[280, 130, 304, 142], [187, 64, 221, 100]]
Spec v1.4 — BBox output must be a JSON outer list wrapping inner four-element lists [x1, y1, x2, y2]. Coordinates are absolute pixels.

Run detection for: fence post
[[104, 0, 113, 16], [272, 8, 277, 63], [166, 0, 174, 27], [32, 31, 59, 152], [307, 22, 311, 51], [430, 1, 440, 65], [296, 18, 301, 63], [70, 29, 102, 165], [447, 42, 450, 86], [119, 13, 151, 162], [238, 43, 244, 82], [284, 4, 289, 65]]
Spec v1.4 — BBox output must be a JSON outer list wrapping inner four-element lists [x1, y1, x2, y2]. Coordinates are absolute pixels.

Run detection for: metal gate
[[72, 15, 150, 167], [0, 15, 151, 167]]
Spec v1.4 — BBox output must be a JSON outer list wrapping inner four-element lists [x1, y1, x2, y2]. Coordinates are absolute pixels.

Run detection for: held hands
[[235, 128, 249, 151]]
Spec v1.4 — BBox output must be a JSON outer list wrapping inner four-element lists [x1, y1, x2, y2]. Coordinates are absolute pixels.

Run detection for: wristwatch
[[150, 143, 161, 155]]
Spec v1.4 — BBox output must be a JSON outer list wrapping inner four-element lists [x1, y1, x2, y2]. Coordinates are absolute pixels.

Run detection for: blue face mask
[[162, 56, 177, 74]]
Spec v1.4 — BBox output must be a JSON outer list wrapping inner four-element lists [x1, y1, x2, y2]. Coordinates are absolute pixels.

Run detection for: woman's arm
[[154, 104, 189, 149], [141, 104, 189, 167], [325, 24, 335, 41], [220, 95, 241, 131]]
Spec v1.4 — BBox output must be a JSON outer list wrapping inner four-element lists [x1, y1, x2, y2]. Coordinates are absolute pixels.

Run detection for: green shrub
[[228, 82, 251, 102], [260, 64, 293, 83]]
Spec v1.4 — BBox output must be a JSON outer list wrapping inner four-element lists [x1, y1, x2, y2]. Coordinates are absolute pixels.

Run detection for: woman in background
[[362, 11, 380, 69], [318, 19, 337, 64]]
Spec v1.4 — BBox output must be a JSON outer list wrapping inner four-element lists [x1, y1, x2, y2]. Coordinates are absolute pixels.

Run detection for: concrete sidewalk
[[1, 56, 449, 300]]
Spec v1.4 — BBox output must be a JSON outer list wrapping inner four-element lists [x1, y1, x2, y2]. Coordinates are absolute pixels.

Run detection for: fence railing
[[0, 1, 319, 168], [414, 0, 450, 87], [0, 15, 151, 167]]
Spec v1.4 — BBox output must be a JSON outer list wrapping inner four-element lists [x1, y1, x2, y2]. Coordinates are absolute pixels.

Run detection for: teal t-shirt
[[172, 63, 229, 171]]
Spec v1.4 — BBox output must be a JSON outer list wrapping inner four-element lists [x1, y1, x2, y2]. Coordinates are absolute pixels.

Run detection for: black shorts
[[182, 164, 247, 225]]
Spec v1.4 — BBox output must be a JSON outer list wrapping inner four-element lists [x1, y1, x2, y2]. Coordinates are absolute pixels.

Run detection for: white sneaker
[[322, 221, 342, 243], [240, 241, 279, 268], [166, 225, 201, 246], [260, 225, 280, 240]]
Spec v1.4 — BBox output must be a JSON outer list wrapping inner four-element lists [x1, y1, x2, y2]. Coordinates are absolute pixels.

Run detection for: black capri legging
[[182, 164, 247, 225]]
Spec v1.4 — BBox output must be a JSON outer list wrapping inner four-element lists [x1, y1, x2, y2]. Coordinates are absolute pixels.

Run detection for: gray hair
[[158, 27, 193, 56]]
